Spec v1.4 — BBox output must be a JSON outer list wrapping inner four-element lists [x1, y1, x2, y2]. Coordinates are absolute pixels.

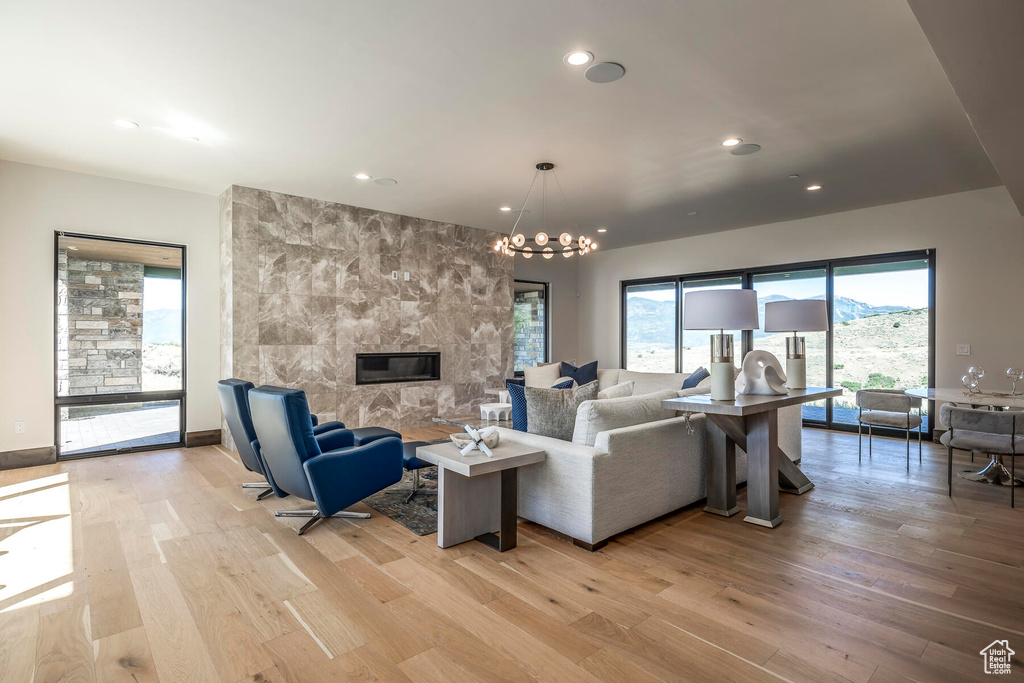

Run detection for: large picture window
[[620, 250, 935, 436]]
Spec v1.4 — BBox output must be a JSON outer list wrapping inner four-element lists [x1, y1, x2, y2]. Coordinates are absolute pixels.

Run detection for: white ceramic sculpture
[[735, 350, 788, 396], [450, 426, 499, 457]]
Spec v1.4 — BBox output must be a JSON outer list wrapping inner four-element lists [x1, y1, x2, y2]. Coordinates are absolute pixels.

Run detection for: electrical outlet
[[956, 344, 971, 356], [391, 270, 399, 280], [14, 420, 26, 434], [403, 272, 410, 281]]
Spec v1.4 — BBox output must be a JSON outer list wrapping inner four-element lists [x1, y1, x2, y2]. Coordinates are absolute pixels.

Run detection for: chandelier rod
[[507, 169, 541, 242], [550, 169, 575, 228]]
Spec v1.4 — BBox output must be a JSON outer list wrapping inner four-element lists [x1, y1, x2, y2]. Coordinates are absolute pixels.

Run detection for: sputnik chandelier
[[493, 162, 597, 259]]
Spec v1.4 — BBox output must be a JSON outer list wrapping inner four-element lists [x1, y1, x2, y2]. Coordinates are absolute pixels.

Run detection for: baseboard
[[186, 429, 222, 448], [0, 445, 57, 470]]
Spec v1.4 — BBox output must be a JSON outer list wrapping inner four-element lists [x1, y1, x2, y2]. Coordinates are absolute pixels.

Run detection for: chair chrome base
[[275, 508, 371, 535], [400, 469, 438, 503], [243, 481, 275, 500], [960, 456, 1024, 486]]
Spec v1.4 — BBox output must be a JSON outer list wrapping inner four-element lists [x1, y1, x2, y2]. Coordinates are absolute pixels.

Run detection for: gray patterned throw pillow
[[525, 381, 599, 441]]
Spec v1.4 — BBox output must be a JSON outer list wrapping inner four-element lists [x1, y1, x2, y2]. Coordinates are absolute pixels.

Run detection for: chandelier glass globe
[[542, 246, 554, 259], [535, 232, 549, 246]]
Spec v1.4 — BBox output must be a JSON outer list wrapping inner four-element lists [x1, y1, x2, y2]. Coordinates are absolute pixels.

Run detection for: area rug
[[362, 449, 441, 536]]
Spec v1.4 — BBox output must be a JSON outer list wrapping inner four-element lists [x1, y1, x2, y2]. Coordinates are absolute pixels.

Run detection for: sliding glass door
[[752, 269, 827, 422], [55, 233, 186, 458], [621, 250, 934, 437], [832, 258, 931, 431]]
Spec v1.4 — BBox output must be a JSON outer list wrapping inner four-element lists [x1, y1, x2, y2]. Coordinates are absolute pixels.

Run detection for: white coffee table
[[414, 441, 544, 551]]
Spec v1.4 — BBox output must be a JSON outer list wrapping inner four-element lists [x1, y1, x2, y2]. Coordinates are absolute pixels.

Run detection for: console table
[[662, 387, 841, 528], [414, 441, 544, 551]]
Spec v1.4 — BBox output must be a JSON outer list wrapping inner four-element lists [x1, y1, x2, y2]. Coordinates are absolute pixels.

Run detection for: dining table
[[906, 387, 1024, 485]]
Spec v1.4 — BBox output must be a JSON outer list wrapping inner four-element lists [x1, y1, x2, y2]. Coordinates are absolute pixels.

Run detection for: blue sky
[[144, 277, 182, 312]]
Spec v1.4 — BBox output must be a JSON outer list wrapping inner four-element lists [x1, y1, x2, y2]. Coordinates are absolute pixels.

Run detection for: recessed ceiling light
[[353, 173, 371, 180], [687, 211, 699, 216], [499, 206, 512, 212], [806, 184, 822, 191], [114, 119, 139, 129], [563, 50, 594, 66], [789, 174, 800, 179], [721, 138, 742, 147], [67, 245, 79, 250], [160, 257, 170, 261], [373, 177, 398, 186], [189, 137, 200, 142], [597, 228, 607, 233]]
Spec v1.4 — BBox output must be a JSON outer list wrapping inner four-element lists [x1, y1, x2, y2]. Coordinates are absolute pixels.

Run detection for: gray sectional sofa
[[495, 368, 803, 549]]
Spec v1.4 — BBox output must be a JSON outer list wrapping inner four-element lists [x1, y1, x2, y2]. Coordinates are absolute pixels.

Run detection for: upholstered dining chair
[[940, 404, 1022, 507], [218, 378, 351, 499], [855, 389, 923, 470], [248, 386, 404, 534]]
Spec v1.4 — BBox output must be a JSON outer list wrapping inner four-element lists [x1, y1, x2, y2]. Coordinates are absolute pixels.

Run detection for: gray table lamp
[[682, 289, 760, 401], [763, 299, 828, 389]]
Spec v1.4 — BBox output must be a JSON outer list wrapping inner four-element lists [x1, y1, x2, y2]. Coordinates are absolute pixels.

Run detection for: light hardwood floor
[[1, 428, 1022, 682]]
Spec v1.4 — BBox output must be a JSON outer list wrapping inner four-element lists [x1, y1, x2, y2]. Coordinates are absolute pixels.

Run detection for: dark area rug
[[363, 456, 440, 536]]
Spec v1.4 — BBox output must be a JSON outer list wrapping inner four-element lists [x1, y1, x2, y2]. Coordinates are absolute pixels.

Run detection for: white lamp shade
[[682, 289, 760, 330], [764, 299, 828, 332]]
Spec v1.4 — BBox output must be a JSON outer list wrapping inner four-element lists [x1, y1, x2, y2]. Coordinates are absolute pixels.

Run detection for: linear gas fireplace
[[355, 352, 441, 385]]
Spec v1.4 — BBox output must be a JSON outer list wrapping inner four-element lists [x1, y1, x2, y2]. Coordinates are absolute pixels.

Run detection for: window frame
[[53, 230, 188, 460], [512, 279, 551, 377], [620, 249, 936, 439]]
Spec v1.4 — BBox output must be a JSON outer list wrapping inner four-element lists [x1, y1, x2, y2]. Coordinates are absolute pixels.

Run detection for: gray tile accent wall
[[219, 185, 513, 443]]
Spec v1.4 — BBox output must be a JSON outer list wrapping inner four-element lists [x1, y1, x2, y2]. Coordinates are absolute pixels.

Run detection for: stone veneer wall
[[56, 250, 144, 394], [219, 185, 514, 445]]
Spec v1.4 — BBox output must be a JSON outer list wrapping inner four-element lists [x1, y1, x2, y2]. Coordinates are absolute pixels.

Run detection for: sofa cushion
[[596, 369, 620, 391], [523, 362, 562, 387], [561, 360, 599, 386], [508, 378, 573, 432], [572, 389, 679, 447], [598, 381, 634, 400], [682, 366, 710, 389], [616, 370, 690, 396], [527, 381, 600, 441]]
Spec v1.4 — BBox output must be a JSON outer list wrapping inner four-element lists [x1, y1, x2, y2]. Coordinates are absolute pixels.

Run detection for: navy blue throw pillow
[[507, 378, 573, 432], [506, 377, 525, 387], [560, 360, 598, 386], [682, 366, 710, 389]]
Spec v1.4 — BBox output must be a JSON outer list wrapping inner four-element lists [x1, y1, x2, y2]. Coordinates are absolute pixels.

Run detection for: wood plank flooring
[[1, 428, 1022, 682]]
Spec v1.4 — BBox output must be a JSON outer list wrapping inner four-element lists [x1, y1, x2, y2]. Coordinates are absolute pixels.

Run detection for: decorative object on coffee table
[[682, 289, 760, 401], [735, 350, 788, 396], [450, 426, 500, 455], [480, 402, 512, 421], [764, 299, 828, 389]]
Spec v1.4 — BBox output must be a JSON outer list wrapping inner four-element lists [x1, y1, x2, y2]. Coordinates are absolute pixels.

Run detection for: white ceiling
[[0, 0, 1001, 249]]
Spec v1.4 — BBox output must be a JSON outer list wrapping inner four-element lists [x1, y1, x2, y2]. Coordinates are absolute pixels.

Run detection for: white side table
[[414, 442, 545, 551], [480, 402, 512, 421]]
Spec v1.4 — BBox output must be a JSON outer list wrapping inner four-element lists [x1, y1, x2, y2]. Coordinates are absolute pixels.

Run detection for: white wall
[[0, 160, 220, 452], [514, 256, 579, 364], [578, 186, 1024, 390]]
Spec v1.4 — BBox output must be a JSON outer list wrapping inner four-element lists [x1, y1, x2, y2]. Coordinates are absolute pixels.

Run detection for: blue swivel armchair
[[217, 378, 352, 499], [248, 386, 404, 534]]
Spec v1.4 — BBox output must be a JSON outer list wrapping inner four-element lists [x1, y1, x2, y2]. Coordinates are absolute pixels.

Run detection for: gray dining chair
[[940, 404, 1022, 507], [855, 389, 923, 470]]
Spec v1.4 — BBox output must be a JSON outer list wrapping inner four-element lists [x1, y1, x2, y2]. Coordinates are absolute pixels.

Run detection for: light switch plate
[[403, 272, 410, 281], [956, 344, 971, 356], [14, 420, 26, 434], [391, 270, 399, 280]]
